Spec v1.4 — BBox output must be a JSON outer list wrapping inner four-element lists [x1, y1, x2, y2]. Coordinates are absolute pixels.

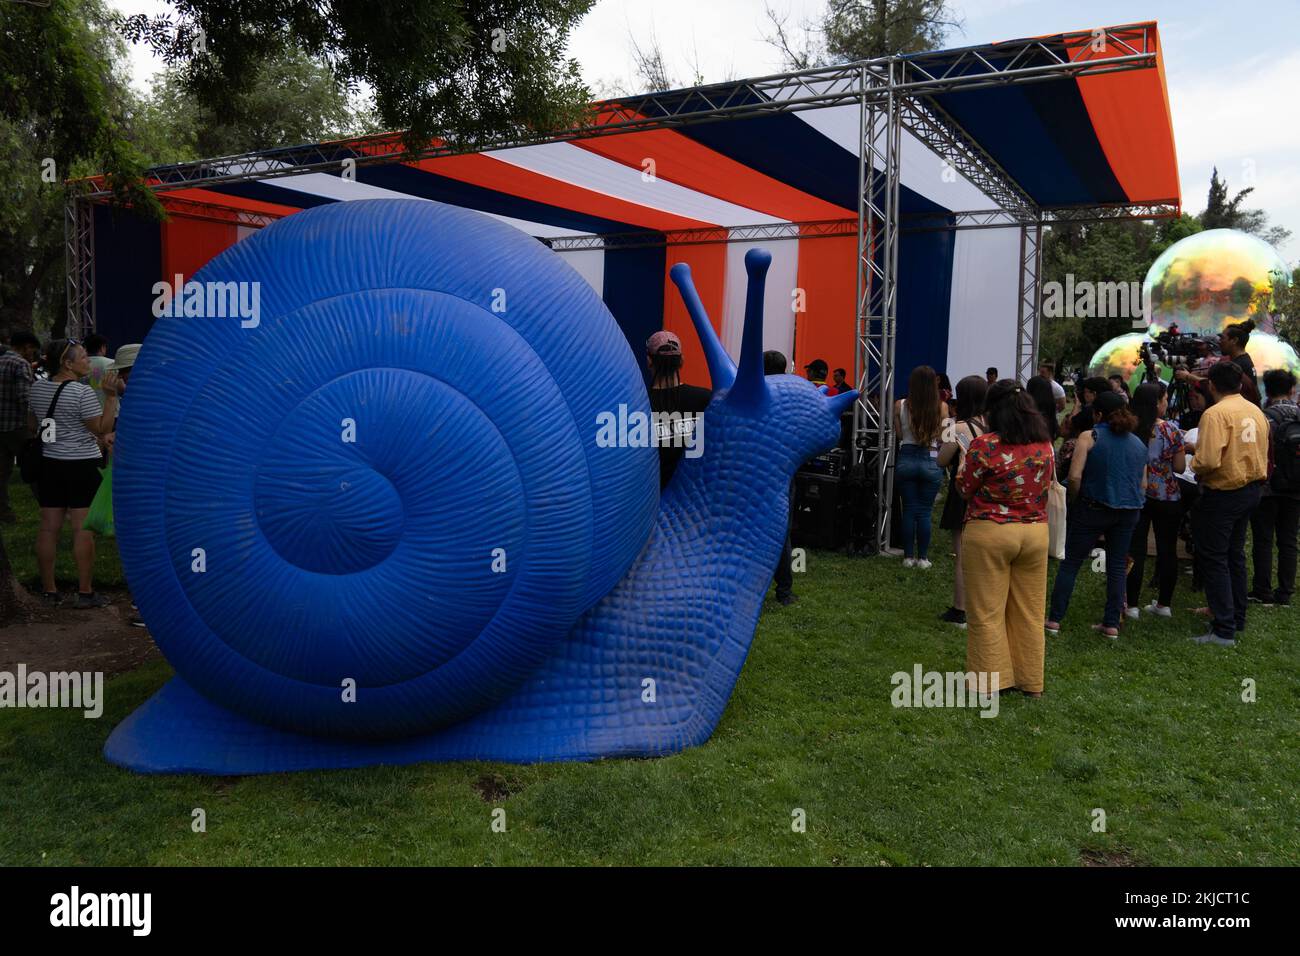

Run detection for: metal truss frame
[[65, 22, 1177, 551], [1015, 221, 1045, 385], [854, 61, 904, 552], [69, 22, 1159, 201], [544, 218, 858, 251], [64, 197, 95, 340]]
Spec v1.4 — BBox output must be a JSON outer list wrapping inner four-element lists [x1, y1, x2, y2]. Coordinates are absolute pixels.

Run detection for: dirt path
[[0, 589, 162, 677]]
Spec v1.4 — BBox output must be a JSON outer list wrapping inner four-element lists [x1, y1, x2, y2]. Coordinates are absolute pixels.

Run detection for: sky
[[110, 0, 1300, 262]]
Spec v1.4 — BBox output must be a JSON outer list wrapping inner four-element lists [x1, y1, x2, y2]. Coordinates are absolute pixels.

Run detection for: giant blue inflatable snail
[[105, 198, 856, 773]]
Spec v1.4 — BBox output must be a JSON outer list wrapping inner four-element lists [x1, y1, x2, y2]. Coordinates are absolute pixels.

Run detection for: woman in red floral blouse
[[956, 381, 1055, 696]]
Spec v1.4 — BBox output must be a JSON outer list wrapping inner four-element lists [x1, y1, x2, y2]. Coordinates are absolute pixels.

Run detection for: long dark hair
[[984, 379, 1051, 446], [1026, 375, 1058, 439], [1130, 382, 1162, 443], [649, 352, 682, 384], [953, 374, 988, 422], [906, 365, 943, 446]]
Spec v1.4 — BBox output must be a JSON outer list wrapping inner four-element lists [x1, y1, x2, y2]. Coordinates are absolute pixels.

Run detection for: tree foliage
[[137, 48, 376, 165], [1040, 165, 1296, 368], [823, 0, 960, 61], [1038, 219, 1178, 370], [763, 0, 960, 69], [116, 0, 596, 150], [0, 0, 161, 334], [1201, 166, 1291, 248]]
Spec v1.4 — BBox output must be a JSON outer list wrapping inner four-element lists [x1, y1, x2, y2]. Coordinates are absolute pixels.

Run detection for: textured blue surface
[[105, 201, 855, 773]]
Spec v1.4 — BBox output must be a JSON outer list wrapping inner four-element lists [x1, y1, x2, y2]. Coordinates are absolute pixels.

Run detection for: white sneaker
[[902, 558, 916, 568], [1145, 602, 1172, 618], [916, 559, 933, 570], [1124, 606, 1139, 621]]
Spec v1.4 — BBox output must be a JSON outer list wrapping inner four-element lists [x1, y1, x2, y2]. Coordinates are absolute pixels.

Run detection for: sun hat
[[109, 343, 142, 371]]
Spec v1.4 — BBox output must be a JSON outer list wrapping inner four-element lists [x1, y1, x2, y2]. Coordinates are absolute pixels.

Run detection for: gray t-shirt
[[29, 379, 103, 461]]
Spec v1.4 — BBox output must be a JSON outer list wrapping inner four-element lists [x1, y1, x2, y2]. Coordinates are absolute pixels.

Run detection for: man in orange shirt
[[1189, 362, 1270, 646]]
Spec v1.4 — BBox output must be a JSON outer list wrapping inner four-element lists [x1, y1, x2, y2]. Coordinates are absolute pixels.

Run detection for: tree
[[116, 0, 596, 151], [823, 0, 960, 61], [762, 4, 824, 70], [1201, 166, 1292, 248], [627, 29, 676, 94], [1038, 218, 1193, 368], [762, 0, 959, 71], [1275, 266, 1300, 352], [137, 49, 376, 165], [0, 0, 162, 336]]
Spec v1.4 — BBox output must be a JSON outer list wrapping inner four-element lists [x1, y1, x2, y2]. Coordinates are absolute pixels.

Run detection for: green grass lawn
[[1, 481, 1298, 866], [3, 480, 125, 592]]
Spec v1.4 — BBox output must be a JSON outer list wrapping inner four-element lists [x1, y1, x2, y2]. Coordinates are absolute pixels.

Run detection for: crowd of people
[[882, 317, 1292, 696], [0, 329, 140, 610], [5, 315, 1293, 693]]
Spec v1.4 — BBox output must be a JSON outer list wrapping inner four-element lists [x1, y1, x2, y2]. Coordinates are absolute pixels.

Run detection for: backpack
[[1270, 413, 1300, 494]]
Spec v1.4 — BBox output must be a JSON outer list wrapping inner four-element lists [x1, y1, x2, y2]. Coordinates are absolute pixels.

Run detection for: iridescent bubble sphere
[[1143, 228, 1290, 335], [1245, 332, 1300, 382], [1087, 332, 1157, 392]]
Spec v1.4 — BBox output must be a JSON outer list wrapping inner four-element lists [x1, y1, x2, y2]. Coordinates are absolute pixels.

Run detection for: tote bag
[[1047, 480, 1067, 561]]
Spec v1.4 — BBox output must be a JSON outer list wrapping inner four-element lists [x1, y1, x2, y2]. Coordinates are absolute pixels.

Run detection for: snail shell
[[115, 199, 658, 738]]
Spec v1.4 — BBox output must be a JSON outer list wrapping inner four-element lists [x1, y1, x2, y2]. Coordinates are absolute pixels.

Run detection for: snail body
[[104, 199, 854, 773]]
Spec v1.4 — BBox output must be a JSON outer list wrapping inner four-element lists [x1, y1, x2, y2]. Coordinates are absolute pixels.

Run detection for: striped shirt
[[29, 379, 104, 461]]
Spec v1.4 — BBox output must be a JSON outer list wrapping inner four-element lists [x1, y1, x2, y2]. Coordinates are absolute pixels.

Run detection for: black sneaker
[[1274, 593, 1292, 607], [129, 616, 147, 628], [939, 606, 967, 627], [1247, 591, 1275, 606], [74, 591, 110, 609], [776, 592, 798, 606], [40, 591, 63, 607]]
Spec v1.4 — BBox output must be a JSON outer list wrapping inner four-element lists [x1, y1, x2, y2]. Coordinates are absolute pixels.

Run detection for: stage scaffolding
[[66, 22, 1179, 553]]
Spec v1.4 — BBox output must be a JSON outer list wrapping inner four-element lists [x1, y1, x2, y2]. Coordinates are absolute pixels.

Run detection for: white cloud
[[1166, 50, 1300, 260], [567, 0, 827, 93]]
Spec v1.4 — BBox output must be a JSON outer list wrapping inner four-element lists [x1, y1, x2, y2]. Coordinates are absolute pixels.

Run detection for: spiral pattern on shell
[[115, 199, 658, 739]]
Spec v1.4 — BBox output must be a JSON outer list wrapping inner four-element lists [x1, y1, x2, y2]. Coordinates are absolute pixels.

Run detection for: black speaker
[[791, 473, 849, 550]]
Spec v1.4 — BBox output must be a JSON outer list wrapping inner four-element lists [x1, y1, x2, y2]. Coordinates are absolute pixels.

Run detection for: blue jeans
[[895, 445, 943, 560], [1049, 499, 1140, 628]]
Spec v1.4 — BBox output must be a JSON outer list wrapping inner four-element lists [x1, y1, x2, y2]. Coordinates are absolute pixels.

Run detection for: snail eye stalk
[[668, 262, 735, 395], [725, 248, 772, 413]]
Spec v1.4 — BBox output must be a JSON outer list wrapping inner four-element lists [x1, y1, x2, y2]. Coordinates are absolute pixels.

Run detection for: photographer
[[1189, 361, 1269, 646], [1174, 319, 1260, 404]]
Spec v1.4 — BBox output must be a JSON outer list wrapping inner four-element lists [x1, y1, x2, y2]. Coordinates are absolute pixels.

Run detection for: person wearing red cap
[[646, 330, 711, 490]]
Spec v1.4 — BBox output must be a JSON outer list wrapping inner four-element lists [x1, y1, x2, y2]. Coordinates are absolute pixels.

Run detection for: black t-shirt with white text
[[648, 384, 711, 489]]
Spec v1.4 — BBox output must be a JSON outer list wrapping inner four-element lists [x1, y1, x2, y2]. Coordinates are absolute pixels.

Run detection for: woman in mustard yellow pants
[[956, 380, 1056, 696]]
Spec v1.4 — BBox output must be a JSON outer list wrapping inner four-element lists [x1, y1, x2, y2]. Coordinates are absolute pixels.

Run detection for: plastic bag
[[82, 464, 114, 537]]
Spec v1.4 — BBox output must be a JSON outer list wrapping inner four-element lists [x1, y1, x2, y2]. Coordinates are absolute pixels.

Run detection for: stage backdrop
[[94, 47, 1183, 389]]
